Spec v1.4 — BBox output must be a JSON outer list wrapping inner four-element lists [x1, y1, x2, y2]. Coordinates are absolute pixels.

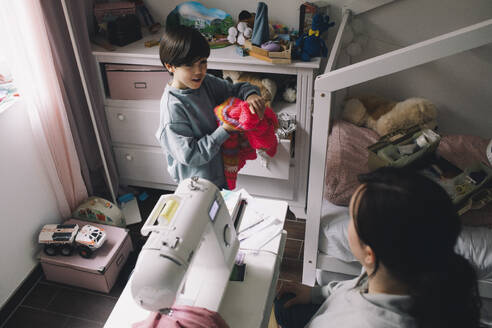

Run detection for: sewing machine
[[131, 177, 239, 312]]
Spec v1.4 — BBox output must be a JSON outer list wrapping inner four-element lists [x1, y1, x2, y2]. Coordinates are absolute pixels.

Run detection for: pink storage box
[[105, 64, 171, 100], [39, 218, 133, 293]]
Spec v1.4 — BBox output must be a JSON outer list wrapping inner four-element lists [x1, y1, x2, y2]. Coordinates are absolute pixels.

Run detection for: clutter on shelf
[[166, 1, 233, 49], [277, 112, 296, 140], [93, 1, 145, 47], [227, 21, 253, 46]]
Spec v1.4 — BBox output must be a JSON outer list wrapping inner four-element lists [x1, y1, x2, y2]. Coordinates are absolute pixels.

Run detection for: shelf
[[273, 101, 296, 116]]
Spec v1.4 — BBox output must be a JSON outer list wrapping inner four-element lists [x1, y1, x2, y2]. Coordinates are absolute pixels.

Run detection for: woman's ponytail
[[409, 253, 481, 328]]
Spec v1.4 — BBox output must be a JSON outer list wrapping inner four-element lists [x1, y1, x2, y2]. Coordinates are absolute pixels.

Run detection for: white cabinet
[[92, 36, 320, 218]]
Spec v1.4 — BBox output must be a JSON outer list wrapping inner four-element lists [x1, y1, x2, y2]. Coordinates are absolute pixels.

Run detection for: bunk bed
[[302, 8, 492, 302]]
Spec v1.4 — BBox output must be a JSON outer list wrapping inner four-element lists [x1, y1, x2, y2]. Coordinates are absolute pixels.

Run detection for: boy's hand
[[222, 122, 237, 133], [276, 281, 312, 308], [246, 94, 265, 120]]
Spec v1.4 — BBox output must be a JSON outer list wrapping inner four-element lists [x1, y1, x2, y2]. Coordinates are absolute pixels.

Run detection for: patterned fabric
[[214, 97, 278, 189], [132, 306, 229, 328]]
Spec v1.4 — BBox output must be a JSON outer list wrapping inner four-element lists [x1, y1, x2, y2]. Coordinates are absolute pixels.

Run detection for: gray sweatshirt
[[307, 275, 417, 328], [155, 74, 259, 188]]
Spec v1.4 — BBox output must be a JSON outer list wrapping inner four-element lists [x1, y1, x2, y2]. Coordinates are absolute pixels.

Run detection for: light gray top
[[307, 275, 417, 328], [155, 74, 259, 188]]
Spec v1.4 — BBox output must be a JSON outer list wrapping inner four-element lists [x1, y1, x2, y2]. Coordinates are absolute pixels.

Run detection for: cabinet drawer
[[239, 139, 290, 180], [106, 107, 159, 146], [113, 146, 175, 185], [105, 64, 170, 100]]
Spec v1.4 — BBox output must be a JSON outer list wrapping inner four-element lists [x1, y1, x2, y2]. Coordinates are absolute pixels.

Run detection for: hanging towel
[[214, 97, 278, 189], [251, 2, 269, 46], [132, 306, 230, 328]]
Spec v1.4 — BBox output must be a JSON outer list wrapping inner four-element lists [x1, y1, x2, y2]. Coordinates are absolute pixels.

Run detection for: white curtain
[[0, 1, 88, 217]]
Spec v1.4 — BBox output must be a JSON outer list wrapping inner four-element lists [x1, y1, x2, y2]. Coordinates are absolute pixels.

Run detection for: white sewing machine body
[[131, 177, 239, 312]]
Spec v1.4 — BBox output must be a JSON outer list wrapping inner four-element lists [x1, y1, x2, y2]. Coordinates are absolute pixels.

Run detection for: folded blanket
[[215, 97, 278, 189]]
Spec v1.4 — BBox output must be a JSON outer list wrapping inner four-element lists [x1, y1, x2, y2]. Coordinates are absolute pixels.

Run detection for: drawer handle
[[125, 154, 133, 161], [134, 82, 147, 89], [117, 113, 125, 121]]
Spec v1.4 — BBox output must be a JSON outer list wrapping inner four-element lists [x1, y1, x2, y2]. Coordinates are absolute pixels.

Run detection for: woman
[[275, 167, 481, 328]]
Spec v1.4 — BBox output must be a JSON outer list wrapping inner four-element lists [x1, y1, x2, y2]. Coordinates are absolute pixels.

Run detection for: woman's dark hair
[[353, 167, 481, 328], [159, 25, 210, 68]]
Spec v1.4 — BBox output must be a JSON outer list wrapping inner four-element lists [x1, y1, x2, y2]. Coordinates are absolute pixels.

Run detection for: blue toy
[[294, 14, 335, 62]]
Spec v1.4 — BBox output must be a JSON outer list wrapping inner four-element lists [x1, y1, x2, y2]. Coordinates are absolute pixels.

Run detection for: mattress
[[319, 199, 492, 280]]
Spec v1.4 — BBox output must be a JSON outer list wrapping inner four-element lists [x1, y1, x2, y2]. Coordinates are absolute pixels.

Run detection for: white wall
[[0, 100, 61, 307]]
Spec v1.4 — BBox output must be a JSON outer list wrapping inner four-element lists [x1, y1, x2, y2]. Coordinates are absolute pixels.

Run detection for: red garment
[[132, 306, 230, 328], [214, 97, 279, 189]]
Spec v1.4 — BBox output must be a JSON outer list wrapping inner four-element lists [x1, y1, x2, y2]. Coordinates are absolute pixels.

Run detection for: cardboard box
[[40, 219, 133, 293], [367, 125, 441, 171], [105, 64, 170, 100]]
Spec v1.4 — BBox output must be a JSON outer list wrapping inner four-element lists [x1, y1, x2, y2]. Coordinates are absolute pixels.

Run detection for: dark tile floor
[[0, 188, 303, 328]]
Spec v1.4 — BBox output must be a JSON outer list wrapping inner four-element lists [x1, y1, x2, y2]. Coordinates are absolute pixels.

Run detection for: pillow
[[324, 120, 378, 205], [323, 122, 492, 226]]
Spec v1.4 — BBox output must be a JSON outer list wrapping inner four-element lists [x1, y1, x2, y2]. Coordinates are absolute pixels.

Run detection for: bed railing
[[303, 17, 492, 286]]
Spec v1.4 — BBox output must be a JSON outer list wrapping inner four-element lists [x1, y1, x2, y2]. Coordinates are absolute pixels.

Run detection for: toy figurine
[[294, 13, 335, 61]]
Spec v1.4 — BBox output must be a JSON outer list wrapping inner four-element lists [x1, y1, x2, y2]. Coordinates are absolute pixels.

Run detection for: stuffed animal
[[222, 70, 277, 107], [227, 22, 253, 46], [294, 13, 335, 62], [342, 95, 438, 136], [281, 76, 297, 103]]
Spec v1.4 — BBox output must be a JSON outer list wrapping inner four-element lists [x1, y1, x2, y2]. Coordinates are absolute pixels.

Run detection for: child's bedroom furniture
[[91, 37, 321, 218], [303, 8, 492, 304], [103, 198, 288, 328]]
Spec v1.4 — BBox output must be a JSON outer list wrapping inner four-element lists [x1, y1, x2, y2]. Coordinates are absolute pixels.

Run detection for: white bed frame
[[302, 9, 492, 299]]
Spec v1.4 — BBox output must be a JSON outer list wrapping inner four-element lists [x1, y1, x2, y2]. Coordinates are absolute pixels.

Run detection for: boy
[[156, 25, 265, 189]]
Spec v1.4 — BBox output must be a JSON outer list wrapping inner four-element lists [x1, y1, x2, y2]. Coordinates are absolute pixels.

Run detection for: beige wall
[[0, 100, 61, 307]]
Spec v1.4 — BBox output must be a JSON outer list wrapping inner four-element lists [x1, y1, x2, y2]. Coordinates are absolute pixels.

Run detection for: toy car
[[38, 223, 107, 258], [75, 224, 107, 258]]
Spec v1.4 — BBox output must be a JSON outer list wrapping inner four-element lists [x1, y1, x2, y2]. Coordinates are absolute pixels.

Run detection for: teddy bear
[[342, 95, 438, 136], [222, 70, 277, 107]]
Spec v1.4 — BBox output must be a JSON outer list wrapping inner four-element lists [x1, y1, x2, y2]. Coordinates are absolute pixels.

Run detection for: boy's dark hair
[[159, 25, 210, 68]]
